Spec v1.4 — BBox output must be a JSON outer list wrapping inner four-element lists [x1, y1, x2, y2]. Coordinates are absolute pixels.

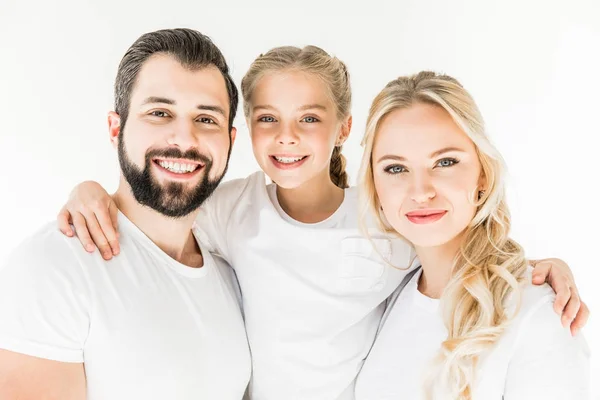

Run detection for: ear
[[337, 115, 352, 145], [108, 111, 121, 149], [230, 126, 237, 147], [478, 171, 488, 192]]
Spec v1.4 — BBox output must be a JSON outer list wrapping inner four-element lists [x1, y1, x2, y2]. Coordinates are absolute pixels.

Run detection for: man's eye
[[259, 116, 276, 123], [384, 165, 407, 174], [198, 117, 216, 124], [150, 111, 169, 118]]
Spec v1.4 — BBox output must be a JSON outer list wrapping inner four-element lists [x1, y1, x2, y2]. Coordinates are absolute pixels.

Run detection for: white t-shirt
[[0, 212, 251, 400], [194, 171, 416, 400], [354, 268, 591, 400]]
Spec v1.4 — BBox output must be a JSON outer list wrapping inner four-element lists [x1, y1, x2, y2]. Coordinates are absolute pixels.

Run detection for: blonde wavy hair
[[241, 45, 352, 188], [358, 71, 529, 399]]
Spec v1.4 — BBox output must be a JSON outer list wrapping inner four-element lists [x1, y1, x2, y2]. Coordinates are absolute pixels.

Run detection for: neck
[[113, 179, 202, 267], [276, 171, 344, 223], [415, 234, 464, 299]]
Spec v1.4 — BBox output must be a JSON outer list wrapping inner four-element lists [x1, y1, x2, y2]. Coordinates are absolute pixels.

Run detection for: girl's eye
[[198, 117, 216, 124], [436, 158, 459, 168], [384, 165, 407, 174], [301, 116, 319, 123], [259, 116, 277, 123], [150, 111, 169, 118]]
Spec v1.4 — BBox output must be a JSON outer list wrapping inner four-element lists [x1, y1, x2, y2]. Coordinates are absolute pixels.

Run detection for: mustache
[[145, 147, 212, 165]]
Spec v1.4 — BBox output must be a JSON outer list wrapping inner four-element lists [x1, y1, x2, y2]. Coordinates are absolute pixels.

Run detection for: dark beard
[[118, 136, 227, 218]]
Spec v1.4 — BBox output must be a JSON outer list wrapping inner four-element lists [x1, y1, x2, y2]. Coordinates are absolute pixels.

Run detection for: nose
[[275, 123, 299, 146], [409, 172, 436, 204], [167, 119, 198, 150]]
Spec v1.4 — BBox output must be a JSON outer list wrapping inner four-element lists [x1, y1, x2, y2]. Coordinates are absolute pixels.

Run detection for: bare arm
[[0, 349, 86, 400]]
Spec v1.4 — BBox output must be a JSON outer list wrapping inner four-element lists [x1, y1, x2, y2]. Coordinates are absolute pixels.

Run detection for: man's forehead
[[131, 54, 229, 108]]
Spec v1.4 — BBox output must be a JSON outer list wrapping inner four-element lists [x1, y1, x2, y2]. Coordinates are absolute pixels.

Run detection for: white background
[[1, 0, 599, 397]]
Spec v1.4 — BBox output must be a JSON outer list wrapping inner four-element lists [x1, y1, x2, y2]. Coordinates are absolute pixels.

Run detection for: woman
[[355, 71, 590, 399]]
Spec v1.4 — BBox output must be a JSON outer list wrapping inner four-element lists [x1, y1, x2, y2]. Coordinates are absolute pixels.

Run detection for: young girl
[[56, 48, 585, 399], [354, 71, 590, 399]]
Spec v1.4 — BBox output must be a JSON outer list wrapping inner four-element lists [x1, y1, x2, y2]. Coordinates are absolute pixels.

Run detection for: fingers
[[552, 281, 571, 316], [530, 262, 550, 285], [560, 288, 581, 329], [109, 201, 119, 234], [71, 212, 96, 253], [82, 210, 114, 260], [96, 202, 120, 256], [570, 301, 590, 336], [57, 207, 74, 237]]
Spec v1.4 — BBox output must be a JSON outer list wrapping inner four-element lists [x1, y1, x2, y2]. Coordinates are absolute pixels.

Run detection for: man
[[0, 28, 250, 399]]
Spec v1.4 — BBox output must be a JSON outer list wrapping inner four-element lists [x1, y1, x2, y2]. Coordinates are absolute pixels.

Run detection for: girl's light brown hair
[[358, 71, 528, 399], [241, 45, 351, 188]]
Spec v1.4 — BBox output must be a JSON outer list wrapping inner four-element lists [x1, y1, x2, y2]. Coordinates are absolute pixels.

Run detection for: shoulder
[[498, 270, 591, 398], [0, 222, 94, 363], [194, 171, 266, 248], [511, 268, 557, 319], [2, 221, 87, 270], [196, 171, 266, 223], [506, 268, 589, 356], [208, 171, 266, 204], [345, 185, 359, 198], [0, 221, 91, 288], [345, 185, 381, 230]]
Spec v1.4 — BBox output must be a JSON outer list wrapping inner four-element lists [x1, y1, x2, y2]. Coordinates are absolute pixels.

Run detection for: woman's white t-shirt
[[194, 171, 416, 400], [354, 268, 591, 400]]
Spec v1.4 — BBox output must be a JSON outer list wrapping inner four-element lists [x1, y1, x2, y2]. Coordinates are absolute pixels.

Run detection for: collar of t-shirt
[[117, 211, 212, 278], [408, 268, 441, 314], [266, 183, 350, 229]]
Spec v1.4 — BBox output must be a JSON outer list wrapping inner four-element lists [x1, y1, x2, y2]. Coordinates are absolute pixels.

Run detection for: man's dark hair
[[114, 28, 238, 131]]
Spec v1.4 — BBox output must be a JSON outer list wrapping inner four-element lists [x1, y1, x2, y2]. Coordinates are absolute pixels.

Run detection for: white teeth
[[158, 160, 200, 174], [274, 156, 304, 163]]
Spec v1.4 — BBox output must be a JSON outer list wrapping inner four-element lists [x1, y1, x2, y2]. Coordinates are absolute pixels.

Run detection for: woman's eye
[[198, 117, 216, 124], [259, 116, 276, 123], [301, 116, 319, 123], [150, 111, 169, 118], [436, 158, 459, 168], [385, 165, 407, 174]]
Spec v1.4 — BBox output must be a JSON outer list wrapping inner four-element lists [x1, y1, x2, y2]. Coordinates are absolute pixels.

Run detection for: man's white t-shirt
[[194, 171, 416, 400], [0, 212, 251, 400], [354, 268, 591, 399]]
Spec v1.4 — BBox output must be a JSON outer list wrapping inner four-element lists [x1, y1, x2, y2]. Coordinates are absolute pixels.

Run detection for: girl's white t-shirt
[[354, 268, 591, 400], [194, 171, 415, 400]]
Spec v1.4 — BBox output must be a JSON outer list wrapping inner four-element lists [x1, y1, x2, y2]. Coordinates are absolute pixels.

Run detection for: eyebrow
[[142, 96, 174, 106], [141, 97, 226, 118], [376, 147, 466, 163], [197, 105, 227, 118], [252, 104, 328, 112], [298, 104, 327, 111]]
